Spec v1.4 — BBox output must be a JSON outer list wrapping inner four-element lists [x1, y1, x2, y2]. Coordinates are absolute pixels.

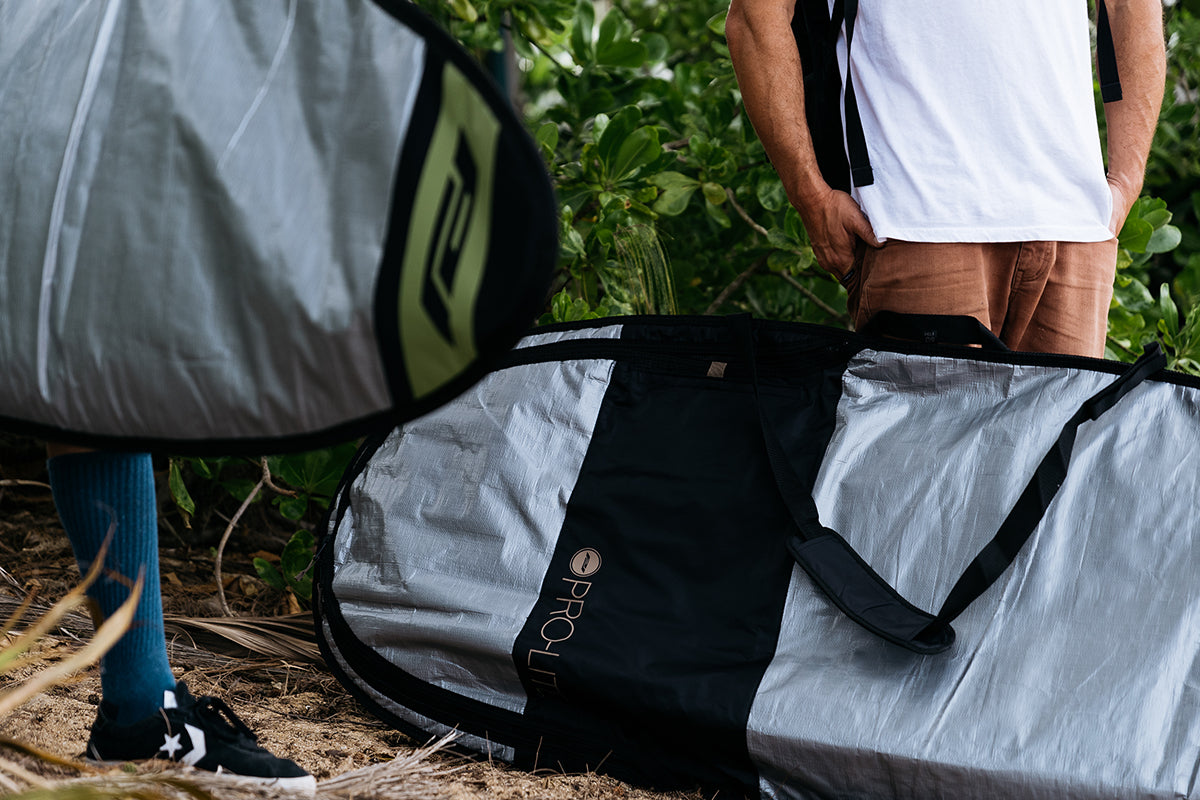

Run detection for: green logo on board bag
[[398, 62, 499, 399]]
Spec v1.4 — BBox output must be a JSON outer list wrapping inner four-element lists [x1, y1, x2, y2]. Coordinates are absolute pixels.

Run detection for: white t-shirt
[[836, 1, 1114, 243]]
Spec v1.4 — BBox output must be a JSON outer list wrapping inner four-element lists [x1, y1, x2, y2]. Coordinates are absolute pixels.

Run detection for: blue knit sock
[[47, 451, 176, 724]]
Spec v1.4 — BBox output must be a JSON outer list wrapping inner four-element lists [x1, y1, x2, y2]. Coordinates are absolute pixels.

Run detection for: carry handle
[[734, 315, 1165, 654], [859, 311, 1009, 352]]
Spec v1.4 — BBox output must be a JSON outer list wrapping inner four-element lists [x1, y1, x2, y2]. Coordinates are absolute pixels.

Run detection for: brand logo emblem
[[570, 548, 602, 578], [523, 547, 603, 697], [398, 62, 499, 399]]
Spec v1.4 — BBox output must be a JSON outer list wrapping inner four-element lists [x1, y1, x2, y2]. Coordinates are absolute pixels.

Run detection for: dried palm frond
[[612, 224, 678, 316], [0, 548, 138, 793], [0, 547, 140, 719], [163, 614, 320, 665], [317, 731, 460, 799], [1, 733, 458, 800]]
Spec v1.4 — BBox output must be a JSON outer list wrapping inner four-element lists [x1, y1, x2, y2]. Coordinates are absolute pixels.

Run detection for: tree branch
[[725, 186, 770, 237], [705, 256, 766, 315], [779, 272, 851, 326], [213, 458, 272, 617]]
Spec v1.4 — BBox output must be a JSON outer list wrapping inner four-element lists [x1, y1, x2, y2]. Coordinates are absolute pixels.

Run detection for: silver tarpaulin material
[[0, 1, 555, 451], [751, 350, 1200, 799], [316, 318, 1200, 798]]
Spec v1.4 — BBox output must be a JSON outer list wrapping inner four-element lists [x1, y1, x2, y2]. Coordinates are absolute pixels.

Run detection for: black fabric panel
[[371, 0, 555, 421], [510, 341, 845, 794], [792, 0, 851, 192]]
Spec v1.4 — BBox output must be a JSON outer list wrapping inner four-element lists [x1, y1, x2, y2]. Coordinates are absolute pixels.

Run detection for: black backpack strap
[[840, 0, 873, 187], [736, 315, 1165, 654], [792, 0, 853, 192], [1097, 0, 1122, 103]]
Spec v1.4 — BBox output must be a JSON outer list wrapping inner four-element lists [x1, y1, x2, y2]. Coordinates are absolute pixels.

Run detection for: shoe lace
[[192, 696, 260, 744]]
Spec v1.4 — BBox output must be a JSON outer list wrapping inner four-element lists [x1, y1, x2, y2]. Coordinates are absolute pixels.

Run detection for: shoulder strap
[[792, 0, 853, 192], [737, 316, 1164, 654], [1097, 0, 1123, 103], [840, 0, 873, 187]]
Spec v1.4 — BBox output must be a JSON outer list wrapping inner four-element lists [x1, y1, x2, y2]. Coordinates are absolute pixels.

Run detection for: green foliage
[[167, 443, 357, 601], [1108, 196, 1200, 372], [415, 0, 835, 322], [420, 0, 1200, 367], [253, 529, 316, 603], [266, 442, 359, 522]]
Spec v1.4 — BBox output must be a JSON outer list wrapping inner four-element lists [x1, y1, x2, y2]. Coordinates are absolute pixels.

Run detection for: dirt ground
[[0, 441, 709, 800]]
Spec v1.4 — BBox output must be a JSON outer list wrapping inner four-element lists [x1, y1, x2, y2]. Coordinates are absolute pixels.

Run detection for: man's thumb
[[853, 213, 883, 248]]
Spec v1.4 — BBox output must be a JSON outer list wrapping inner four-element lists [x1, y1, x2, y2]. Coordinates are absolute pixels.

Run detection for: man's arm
[[1102, 0, 1166, 235], [725, 0, 879, 279]]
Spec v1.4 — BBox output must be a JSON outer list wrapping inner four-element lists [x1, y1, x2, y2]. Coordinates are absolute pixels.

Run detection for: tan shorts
[[845, 239, 1119, 358]]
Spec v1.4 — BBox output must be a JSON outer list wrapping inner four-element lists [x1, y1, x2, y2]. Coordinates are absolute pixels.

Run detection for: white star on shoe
[[159, 733, 183, 758]]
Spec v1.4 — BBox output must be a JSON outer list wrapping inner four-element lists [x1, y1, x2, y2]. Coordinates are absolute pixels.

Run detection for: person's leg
[[45, 446, 175, 723], [1004, 239, 1119, 357], [46, 445, 314, 791], [851, 240, 1022, 338]]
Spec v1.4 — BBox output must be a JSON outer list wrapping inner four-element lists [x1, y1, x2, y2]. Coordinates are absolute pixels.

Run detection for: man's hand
[[1107, 174, 1139, 237], [800, 186, 883, 280]]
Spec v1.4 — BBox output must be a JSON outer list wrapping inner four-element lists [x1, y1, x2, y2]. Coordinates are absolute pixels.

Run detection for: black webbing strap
[[839, 0, 873, 187], [859, 311, 1010, 352], [735, 315, 1165, 654], [1098, 0, 1123, 103], [930, 343, 1165, 628]]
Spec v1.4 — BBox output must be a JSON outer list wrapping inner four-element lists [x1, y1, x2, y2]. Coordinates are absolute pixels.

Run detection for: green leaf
[[596, 9, 622, 55], [570, 0, 594, 62], [1160, 284, 1181, 337], [446, 0, 478, 23], [188, 457, 224, 481], [535, 122, 559, 156], [274, 494, 308, 521], [253, 559, 287, 591], [551, 290, 572, 321], [705, 199, 731, 228], [596, 108, 638, 174], [767, 227, 797, 250], [608, 126, 661, 183], [168, 460, 195, 519], [784, 206, 805, 243], [1113, 275, 1156, 314], [768, 250, 799, 273], [1142, 208, 1172, 229], [269, 444, 356, 499], [701, 182, 726, 205], [220, 478, 260, 503], [650, 171, 700, 191], [756, 178, 788, 212], [707, 9, 727, 37], [1146, 224, 1182, 254], [1118, 217, 1154, 252], [653, 184, 699, 215], [597, 40, 648, 68], [281, 530, 316, 576], [642, 32, 669, 64]]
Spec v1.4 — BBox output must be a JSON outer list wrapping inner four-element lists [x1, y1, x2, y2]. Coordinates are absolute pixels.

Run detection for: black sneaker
[[86, 682, 316, 794]]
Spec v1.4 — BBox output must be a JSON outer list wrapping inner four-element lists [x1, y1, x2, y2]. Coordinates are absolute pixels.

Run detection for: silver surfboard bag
[[315, 313, 1200, 799], [0, 0, 555, 453]]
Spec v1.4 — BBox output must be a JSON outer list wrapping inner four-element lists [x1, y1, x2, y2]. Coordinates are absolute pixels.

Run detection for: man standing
[[726, 0, 1165, 357]]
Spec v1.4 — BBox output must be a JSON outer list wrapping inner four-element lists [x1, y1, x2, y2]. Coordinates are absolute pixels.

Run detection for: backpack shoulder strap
[[1097, 0, 1122, 103]]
